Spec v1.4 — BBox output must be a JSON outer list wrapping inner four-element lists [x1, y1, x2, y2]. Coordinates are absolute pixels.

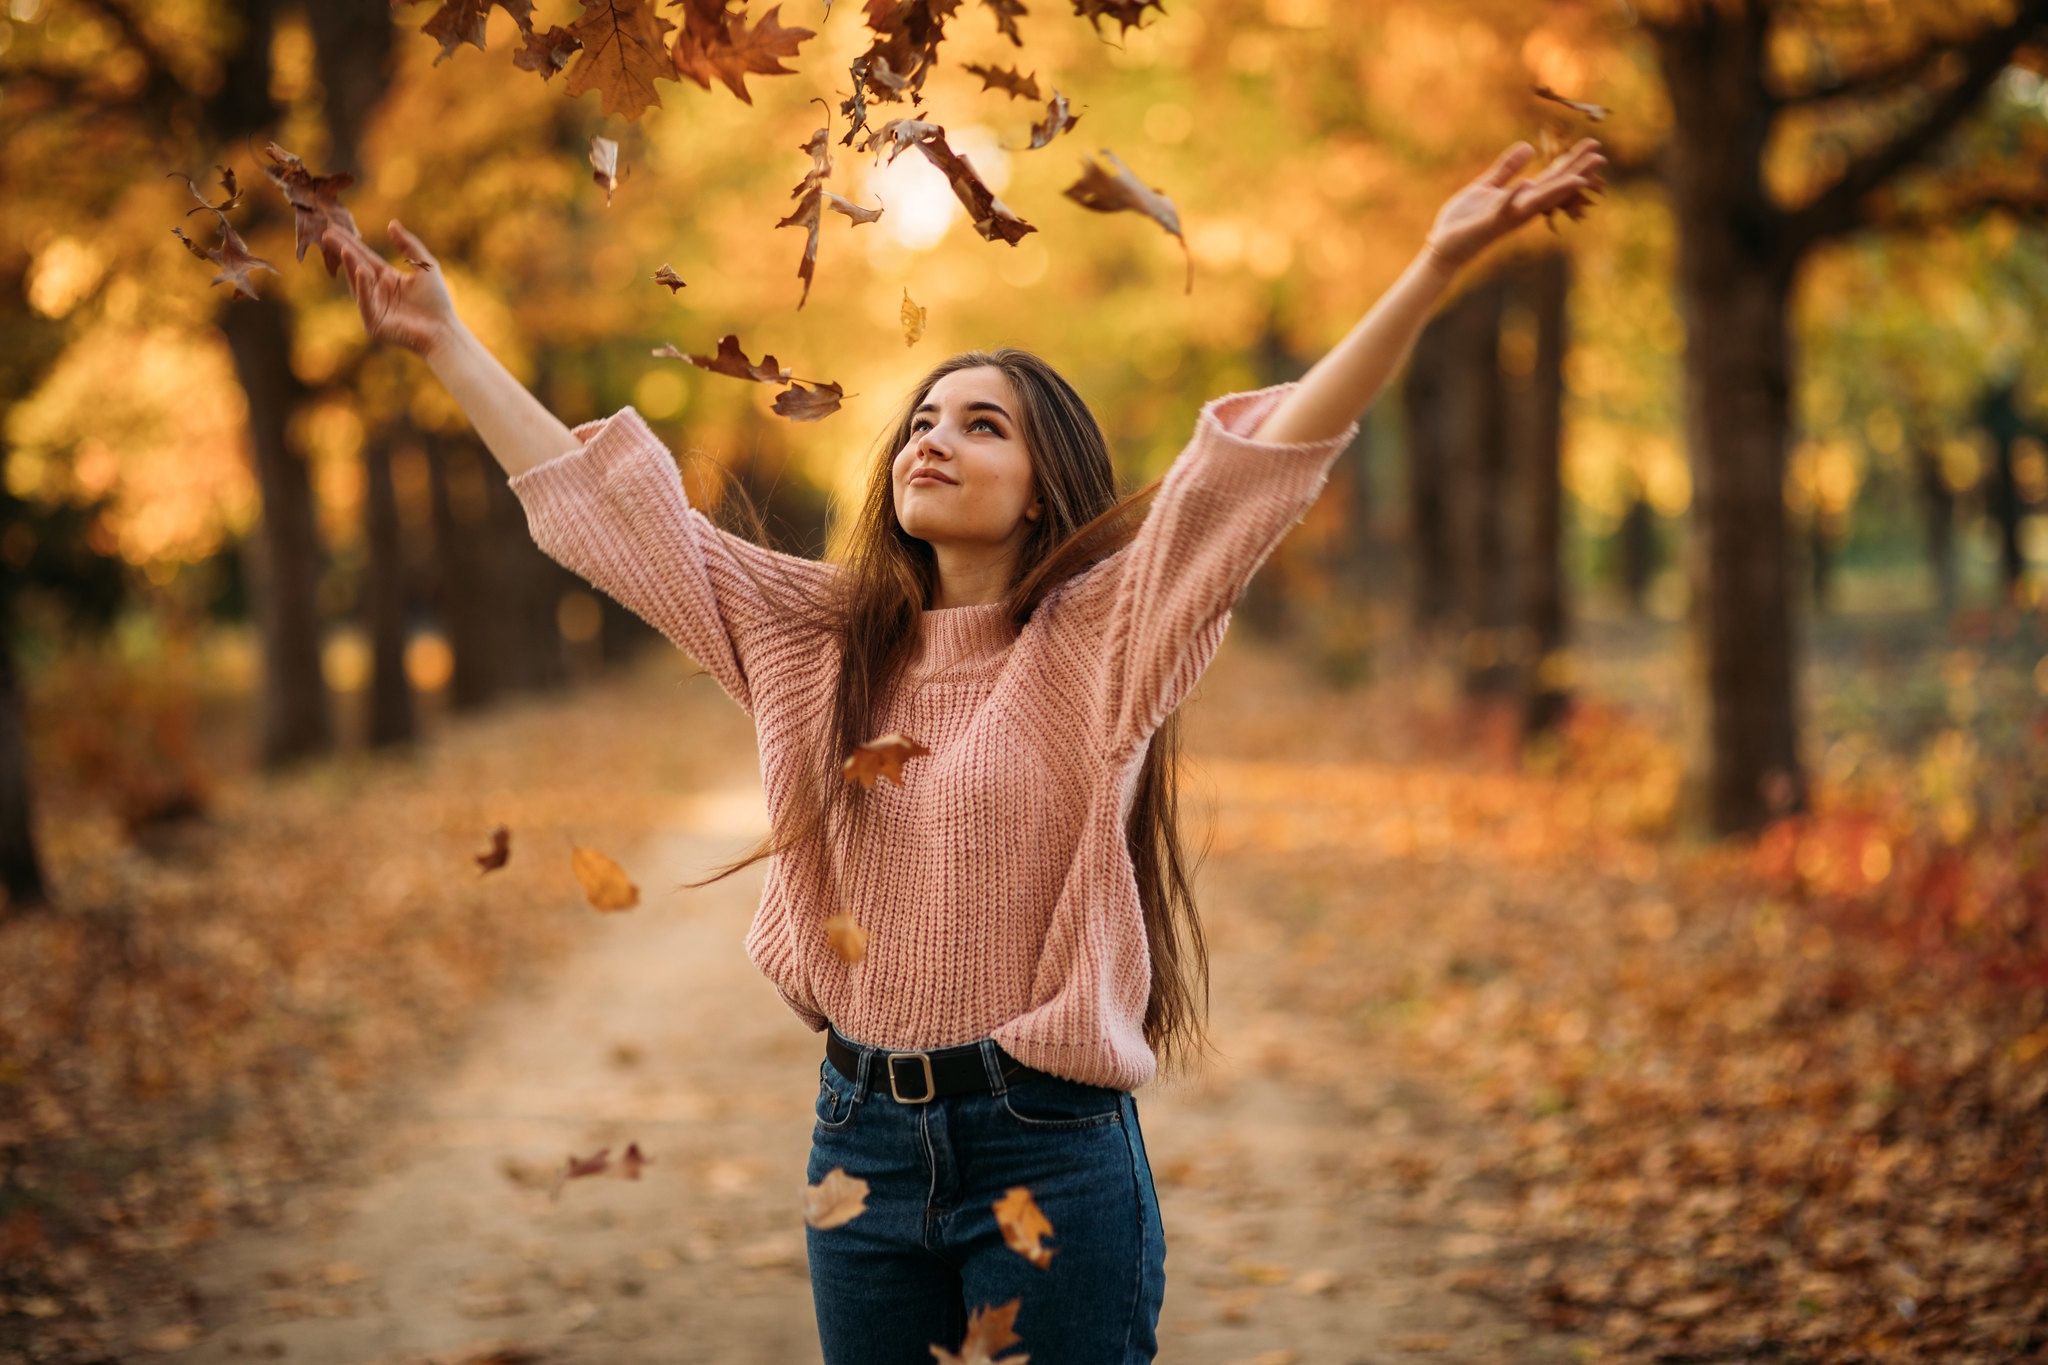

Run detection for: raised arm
[[1251, 138, 1606, 446], [322, 220, 577, 477]]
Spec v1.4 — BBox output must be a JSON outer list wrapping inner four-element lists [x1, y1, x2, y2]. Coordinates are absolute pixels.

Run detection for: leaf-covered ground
[[4, 631, 2043, 1363]]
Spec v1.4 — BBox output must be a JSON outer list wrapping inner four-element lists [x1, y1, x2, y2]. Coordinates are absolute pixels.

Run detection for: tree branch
[[1783, 0, 2048, 253], [1857, 179, 2048, 234], [1765, 25, 1981, 108]]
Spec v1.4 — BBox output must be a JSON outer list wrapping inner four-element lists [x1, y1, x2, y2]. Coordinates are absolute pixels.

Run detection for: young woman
[[325, 135, 1604, 1363]]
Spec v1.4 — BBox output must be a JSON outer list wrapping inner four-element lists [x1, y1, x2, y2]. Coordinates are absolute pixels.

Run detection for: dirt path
[[158, 644, 1573, 1365]]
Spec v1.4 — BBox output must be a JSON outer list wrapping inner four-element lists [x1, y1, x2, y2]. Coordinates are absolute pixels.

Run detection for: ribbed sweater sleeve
[[1091, 382, 1361, 752], [504, 405, 832, 714]]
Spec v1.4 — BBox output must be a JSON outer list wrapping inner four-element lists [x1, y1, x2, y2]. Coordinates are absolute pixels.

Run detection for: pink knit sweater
[[508, 382, 1357, 1089]]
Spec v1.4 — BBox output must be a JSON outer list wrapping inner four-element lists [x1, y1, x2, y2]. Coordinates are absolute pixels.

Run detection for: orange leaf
[[570, 845, 639, 911], [842, 734, 931, 788], [825, 914, 869, 963], [929, 1298, 1026, 1365], [901, 288, 927, 347], [561, 0, 677, 120], [398, 0, 536, 63], [671, 1, 814, 105], [803, 1166, 871, 1229], [992, 1186, 1055, 1268]]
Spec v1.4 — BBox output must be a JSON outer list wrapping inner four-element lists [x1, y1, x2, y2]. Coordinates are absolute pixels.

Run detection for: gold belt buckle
[[887, 1051, 936, 1104]]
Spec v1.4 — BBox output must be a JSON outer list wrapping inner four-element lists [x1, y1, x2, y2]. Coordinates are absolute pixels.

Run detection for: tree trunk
[[1807, 509, 1835, 613], [1618, 493, 1656, 613], [1910, 438, 1957, 613], [1438, 277, 1512, 695], [222, 297, 333, 767], [1508, 251, 1571, 735], [1655, 11, 1805, 834], [484, 467, 569, 695], [1402, 312, 1455, 632], [0, 631, 47, 913], [425, 432, 497, 712], [362, 425, 414, 746], [1976, 382, 2027, 603]]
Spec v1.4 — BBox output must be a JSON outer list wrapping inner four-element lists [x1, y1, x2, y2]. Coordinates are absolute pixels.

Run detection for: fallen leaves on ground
[[570, 844, 639, 911], [992, 1186, 1055, 1269], [1063, 148, 1189, 292], [842, 734, 932, 788], [803, 1167, 871, 1229], [824, 913, 869, 963], [930, 1298, 1026, 1365]]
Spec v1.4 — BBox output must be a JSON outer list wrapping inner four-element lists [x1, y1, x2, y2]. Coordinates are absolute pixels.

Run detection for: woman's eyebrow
[[913, 400, 1012, 421]]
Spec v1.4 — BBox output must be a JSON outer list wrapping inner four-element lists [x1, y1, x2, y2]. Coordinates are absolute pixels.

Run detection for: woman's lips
[[908, 468, 957, 486]]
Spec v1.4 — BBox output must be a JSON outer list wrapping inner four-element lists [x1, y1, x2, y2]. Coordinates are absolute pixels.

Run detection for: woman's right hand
[[324, 218, 460, 359]]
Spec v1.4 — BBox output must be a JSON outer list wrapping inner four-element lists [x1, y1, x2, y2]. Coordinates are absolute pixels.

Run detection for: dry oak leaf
[[772, 379, 849, 422], [570, 845, 640, 911], [652, 263, 687, 292], [671, 0, 814, 104], [992, 1186, 1056, 1268], [804, 1166, 872, 1229], [964, 62, 1039, 101], [1533, 83, 1609, 122], [869, 119, 1036, 245], [666, 334, 792, 383], [1025, 90, 1078, 150], [778, 126, 884, 308], [172, 217, 276, 301], [930, 1298, 1027, 1365], [514, 24, 583, 77], [901, 288, 927, 346], [263, 142, 359, 276], [843, 733, 932, 788], [475, 825, 511, 873], [1064, 148, 1189, 292], [980, 0, 1026, 45], [825, 914, 870, 963], [589, 135, 621, 203], [562, 0, 678, 119], [1072, 0, 1163, 38], [400, 0, 537, 63]]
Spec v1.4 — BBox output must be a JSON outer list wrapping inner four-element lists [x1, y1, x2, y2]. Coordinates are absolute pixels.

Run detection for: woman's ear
[[1024, 496, 1044, 522]]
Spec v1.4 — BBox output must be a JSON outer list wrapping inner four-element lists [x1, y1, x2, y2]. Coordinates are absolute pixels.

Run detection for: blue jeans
[[804, 1037, 1167, 1363]]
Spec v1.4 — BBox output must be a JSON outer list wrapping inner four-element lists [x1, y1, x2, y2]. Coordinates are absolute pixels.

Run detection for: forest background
[[2, 0, 2046, 1361]]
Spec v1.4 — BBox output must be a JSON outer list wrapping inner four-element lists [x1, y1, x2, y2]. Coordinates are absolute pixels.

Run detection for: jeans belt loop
[[977, 1038, 1010, 1096], [886, 1050, 936, 1104]]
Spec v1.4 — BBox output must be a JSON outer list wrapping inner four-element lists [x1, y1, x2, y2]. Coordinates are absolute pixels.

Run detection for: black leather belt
[[826, 1027, 1043, 1104]]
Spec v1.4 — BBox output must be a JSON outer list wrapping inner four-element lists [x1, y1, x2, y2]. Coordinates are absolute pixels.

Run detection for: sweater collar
[[916, 601, 1017, 674]]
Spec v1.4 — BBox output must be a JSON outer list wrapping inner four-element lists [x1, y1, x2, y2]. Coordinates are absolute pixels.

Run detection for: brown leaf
[[513, 23, 582, 78], [992, 1186, 1056, 1268], [652, 263, 687, 292], [978, 0, 1026, 45], [901, 288, 927, 347], [1533, 84, 1609, 122], [772, 379, 848, 422], [619, 1141, 651, 1180], [864, 117, 946, 164], [262, 142, 358, 276], [589, 135, 621, 204], [562, 0, 678, 120], [671, 1, 814, 105], [671, 334, 792, 383], [1063, 148, 1189, 292], [558, 1147, 611, 1196], [776, 127, 884, 309], [929, 1298, 1026, 1365], [173, 215, 278, 301], [1072, 0, 1162, 38], [869, 120, 1036, 245], [804, 1166, 871, 1229], [475, 825, 511, 873], [825, 914, 869, 963], [842, 733, 931, 787], [843, 0, 959, 139], [399, 0, 537, 63], [569, 845, 639, 911], [1025, 89, 1078, 150], [963, 62, 1039, 101]]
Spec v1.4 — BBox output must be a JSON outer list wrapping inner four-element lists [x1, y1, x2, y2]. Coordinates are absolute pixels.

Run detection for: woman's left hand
[[1424, 137, 1607, 272]]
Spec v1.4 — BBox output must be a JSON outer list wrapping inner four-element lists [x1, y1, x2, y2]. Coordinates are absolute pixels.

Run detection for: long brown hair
[[714, 348, 1209, 1074]]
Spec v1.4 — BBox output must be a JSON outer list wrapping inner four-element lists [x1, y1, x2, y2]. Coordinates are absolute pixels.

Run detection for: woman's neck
[[929, 541, 1018, 609]]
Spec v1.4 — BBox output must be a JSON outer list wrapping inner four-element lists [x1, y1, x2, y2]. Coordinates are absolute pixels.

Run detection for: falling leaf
[[570, 845, 639, 911], [929, 1299, 1026, 1365], [1064, 148, 1189, 292], [772, 379, 848, 422], [667, 334, 792, 383], [1072, 0, 1162, 37], [514, 23, 583, 77], [398, 0, 537, 63], [172, 219, 277, 301], [652, 263, 687, 292], [589, 135, 621, 203], [964, 62, 1040, 101], [778, 124, 884, 308], [620, 1141, 651, 1179], [262, 142, 359, 276], [867, 120, 1036, 245], [901, 288, 927, 347], [842, 0, 958, 142], [842, 734, 931, 788], [992, 1186, 1055, 1268], [979, 0, 1026, 45], [1025, 90, 1078, 150], [864, 117, 947, 165], [1533, 84, 1609, 122], [671, 0, 814, 105], [475, 825, 511, 873], [825, 914, 869, 963], [561, 0, 678, 120], [564, 1147, 611, 1178], [804, 1167, 871, 1229]]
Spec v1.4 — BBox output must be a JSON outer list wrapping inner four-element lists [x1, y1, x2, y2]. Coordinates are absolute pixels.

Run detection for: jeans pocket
[[998, 1073, 1125, 1131], [814, 1058, 858, 1133]]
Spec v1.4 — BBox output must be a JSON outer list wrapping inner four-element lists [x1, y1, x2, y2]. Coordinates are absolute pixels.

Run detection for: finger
[[1480, 141, 1536, 188], [388, 219, 439, 270], [324, 225, 390, 282]]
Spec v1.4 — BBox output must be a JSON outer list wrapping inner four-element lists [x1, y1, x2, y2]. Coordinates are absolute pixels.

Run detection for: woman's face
[[891, 365, 1042, 552]]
